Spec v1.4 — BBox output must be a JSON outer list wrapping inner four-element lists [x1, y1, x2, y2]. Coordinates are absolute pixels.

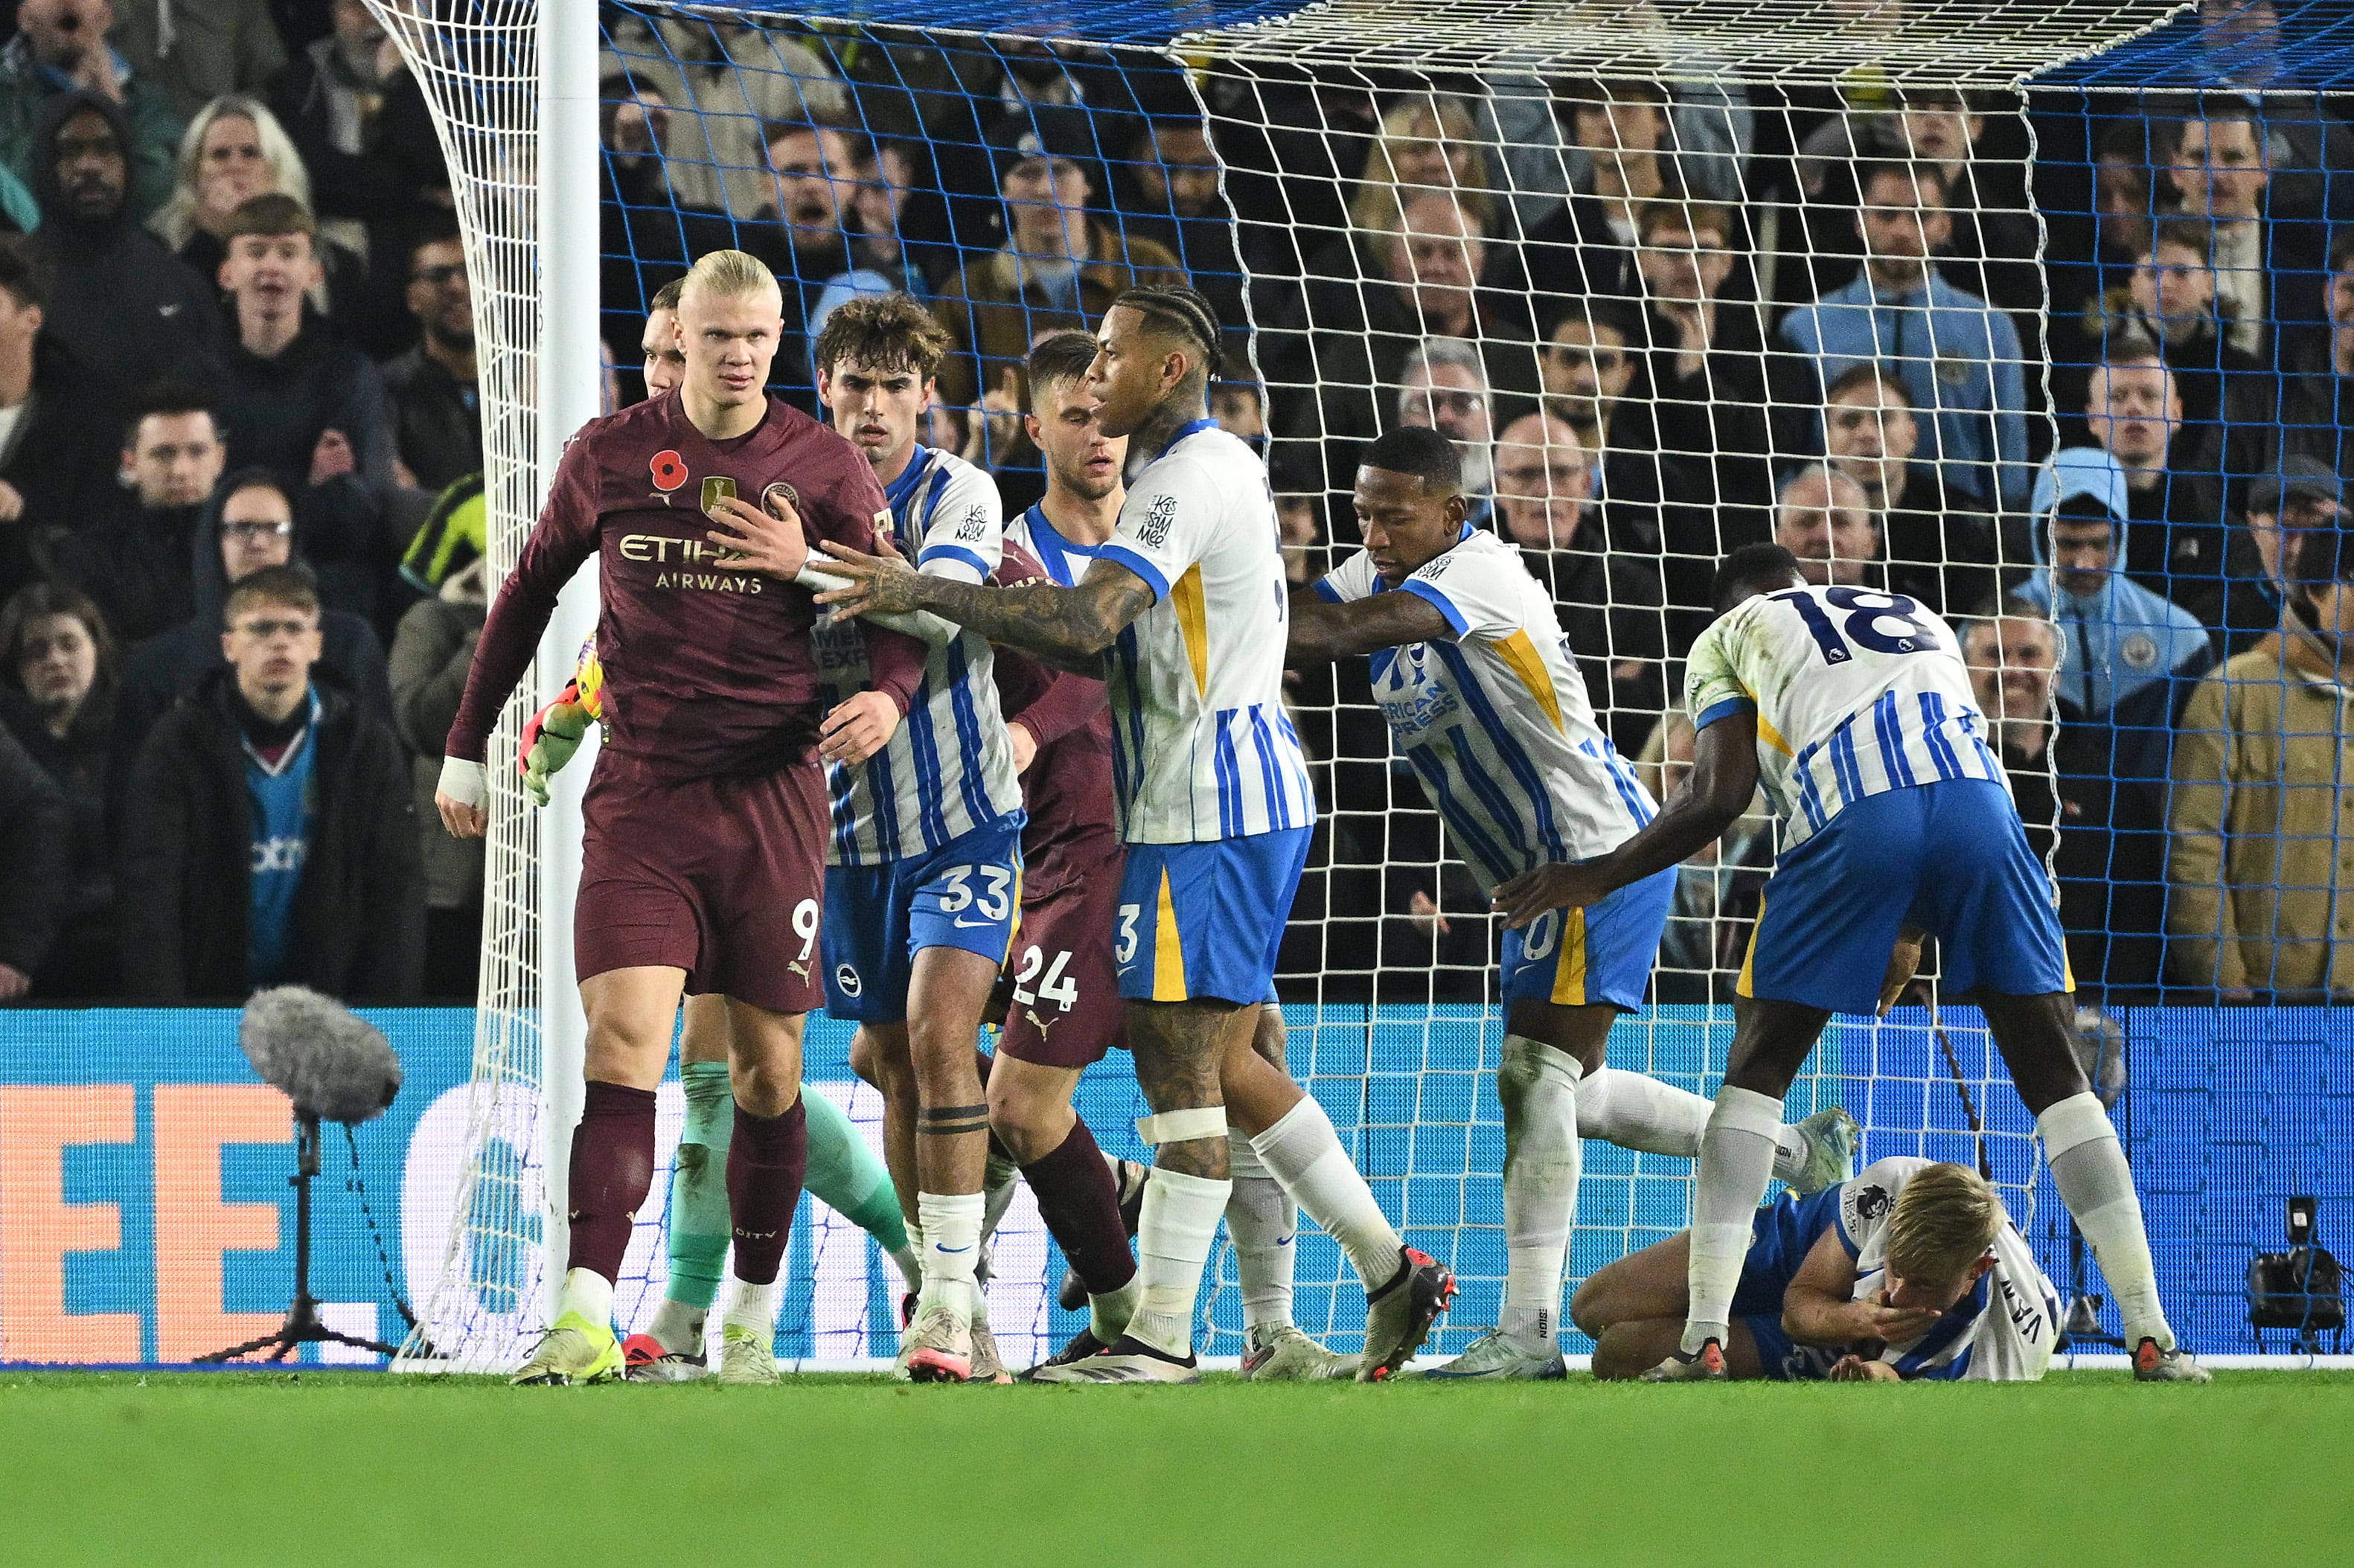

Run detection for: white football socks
[[1224, 1133, 1297, 1334], [1579, 1066, 1814, 1185], [916, 1191, 984, 1319], [722, 1278, 777, 1345], [2039, 1092, 2175, 1351], [645, 1296, 705, 1356], [1682, 1087, 1784, 1357], [1252, 1095, 1404, 1292], [1126, 1167, 1230, 1359], [556, 1266, 615, 1331], [1498, 1036, 1582, 1348]]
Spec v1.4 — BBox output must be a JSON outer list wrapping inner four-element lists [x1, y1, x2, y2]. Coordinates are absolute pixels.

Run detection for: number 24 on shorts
[[1013, 946, 1079, 1011]]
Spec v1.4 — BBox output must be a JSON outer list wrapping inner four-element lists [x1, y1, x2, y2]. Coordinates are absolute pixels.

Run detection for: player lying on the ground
[[817, 287, 1454, 1383], [1573, 1157, 2062, 1381], [436, 249, 924, 1386], [1283, 428, 1856, 1381], [1491, 542, 2207, 1382], [991, 331, 1357, 1382]]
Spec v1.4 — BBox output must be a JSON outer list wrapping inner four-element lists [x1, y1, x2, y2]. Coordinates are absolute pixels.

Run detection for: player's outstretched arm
[[1285, 589, 1456, 667], [1781, 1228, 1941, 1351], [815, 543, 1151, 671], [1491, 710, 1762, 928]]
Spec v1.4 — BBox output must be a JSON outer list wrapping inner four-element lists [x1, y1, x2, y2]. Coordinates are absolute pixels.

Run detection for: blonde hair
[[1349, 95, 1498, 244], [679, 249, 782, 307], [1883, 1163, 2003, 1281], [150, 95, 313, 252]]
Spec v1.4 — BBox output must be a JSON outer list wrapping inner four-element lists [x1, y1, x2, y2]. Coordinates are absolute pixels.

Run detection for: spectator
[[1538, 295, 1717, 637], [388, 557, 483, 999], [113, 0, 287, 122], [2014, 447, 2216, 806], [2076, 219, 2264, 445], [2158, 94, 2330, 354], [846, 134, 946, 296], [111, 466, 392, 790], [1347, 95, 1502, 246], [179, 192, 400, 630], [1518, 77, 1671, 302], [48, 379, 224, 643], [1633, 196, 1776, 533], [2082, 339, 2230, 627], [0, 700, 65, 999], [0, 234, 116, 598], [117, 562, 420, 1001], [1114, 116, 1245, 359], [1818, 362, 2003, 614], [610, 11, 847, 221], [927, 150, 1184, 415], [266, 0, 446, 265], [21, 89, 217, 406], [1960, 605, 2161, 1002], [1491, 409, 1665, 745], [2169, 523, 2354, 1001], [1772, 463, 1879, 589], [0, 580, 115, 994], [0, 0, 186, 222], [377, 220, 479, 492], [597, 71, 694, 368], [2229, 459, 2343, 650], [1479, 68, 1750, 234], [1778, 155, 2029, 513], [149, 94, 381, 351], [728, 118, 869, 407], [2266, 228, 2354, 490], [1795, 95, 2038, 319], [1396, 337, 1495, 525]]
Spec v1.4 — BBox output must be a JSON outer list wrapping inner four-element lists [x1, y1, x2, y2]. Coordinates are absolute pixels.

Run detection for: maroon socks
[[1023, 1117, 1139, 1295], [566, 1080, 657, 1280], [726, 1096, 810, 1285]]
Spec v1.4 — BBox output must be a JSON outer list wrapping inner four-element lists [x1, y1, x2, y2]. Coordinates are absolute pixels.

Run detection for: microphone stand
[[198, 1113, 405, 1363]]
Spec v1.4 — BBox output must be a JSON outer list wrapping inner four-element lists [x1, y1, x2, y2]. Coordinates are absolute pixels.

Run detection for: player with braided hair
[[819, 284, 1455, 1383]]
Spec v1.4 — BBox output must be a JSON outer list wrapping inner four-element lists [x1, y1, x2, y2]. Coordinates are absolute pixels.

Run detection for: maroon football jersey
[[448, 394, 903, 780], [990, 555, 1116, 900]]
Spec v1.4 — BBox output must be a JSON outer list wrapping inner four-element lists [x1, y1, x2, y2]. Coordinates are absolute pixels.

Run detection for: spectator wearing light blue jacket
[[1778, 156, 2028, 513], [2012, 446, 2216, 796]]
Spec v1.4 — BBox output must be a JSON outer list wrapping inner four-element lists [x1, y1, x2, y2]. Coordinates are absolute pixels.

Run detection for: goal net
[[392, 0, 2353, 1372]]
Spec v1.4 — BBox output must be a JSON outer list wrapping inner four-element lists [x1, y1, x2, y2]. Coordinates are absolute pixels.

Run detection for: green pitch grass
[[4, 1371, 2349, 1565]]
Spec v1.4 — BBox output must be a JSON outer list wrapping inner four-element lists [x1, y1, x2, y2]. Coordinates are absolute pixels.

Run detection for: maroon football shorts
[[994, 833, 1126, 1069], [575, 750, 828, 1015]]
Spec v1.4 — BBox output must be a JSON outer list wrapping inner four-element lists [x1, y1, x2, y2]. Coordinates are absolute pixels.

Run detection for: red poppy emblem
[[650, 449, 688, 490]]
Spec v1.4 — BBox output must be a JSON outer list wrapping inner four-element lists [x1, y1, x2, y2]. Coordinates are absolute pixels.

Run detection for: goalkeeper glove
[[519, 678, 592, 807]]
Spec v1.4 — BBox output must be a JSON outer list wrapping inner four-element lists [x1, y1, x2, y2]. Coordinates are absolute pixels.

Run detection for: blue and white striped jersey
[[1098, 420, 1314, 844], [1683, 585, 2005, 849], [1314, 528, 1655, 891], [1826, 1158, 2059, 1383], [813, 446, 1024, 865]]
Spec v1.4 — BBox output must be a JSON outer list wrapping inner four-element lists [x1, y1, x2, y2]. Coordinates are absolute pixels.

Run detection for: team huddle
[[432, 249, 2207, 1387]]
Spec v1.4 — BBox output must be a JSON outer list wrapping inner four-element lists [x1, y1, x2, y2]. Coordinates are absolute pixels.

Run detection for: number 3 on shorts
[[1115, 903, 1141, 965]]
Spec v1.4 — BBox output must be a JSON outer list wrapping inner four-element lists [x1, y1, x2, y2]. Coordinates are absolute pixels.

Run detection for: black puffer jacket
[[116, 671, 422, 1002]]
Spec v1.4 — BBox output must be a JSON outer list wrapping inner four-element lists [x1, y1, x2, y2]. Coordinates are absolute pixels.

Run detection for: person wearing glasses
[[115, 561, 421, 1001], [1395, 336, 1496, 525], [379, 220, 481, 493], [107, 466, 392, 798]]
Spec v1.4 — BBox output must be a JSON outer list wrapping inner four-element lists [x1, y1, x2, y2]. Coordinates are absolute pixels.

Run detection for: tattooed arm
[[816, 542, 1154, 673]]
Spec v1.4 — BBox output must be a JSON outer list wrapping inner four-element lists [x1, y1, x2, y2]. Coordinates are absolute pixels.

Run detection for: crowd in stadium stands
[[0, 3, 2346, 1009]]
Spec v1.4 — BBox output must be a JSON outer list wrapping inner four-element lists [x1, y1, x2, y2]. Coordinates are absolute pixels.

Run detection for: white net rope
[[370, 1, 549, 1370], [389, 0, 2311, 1368]]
